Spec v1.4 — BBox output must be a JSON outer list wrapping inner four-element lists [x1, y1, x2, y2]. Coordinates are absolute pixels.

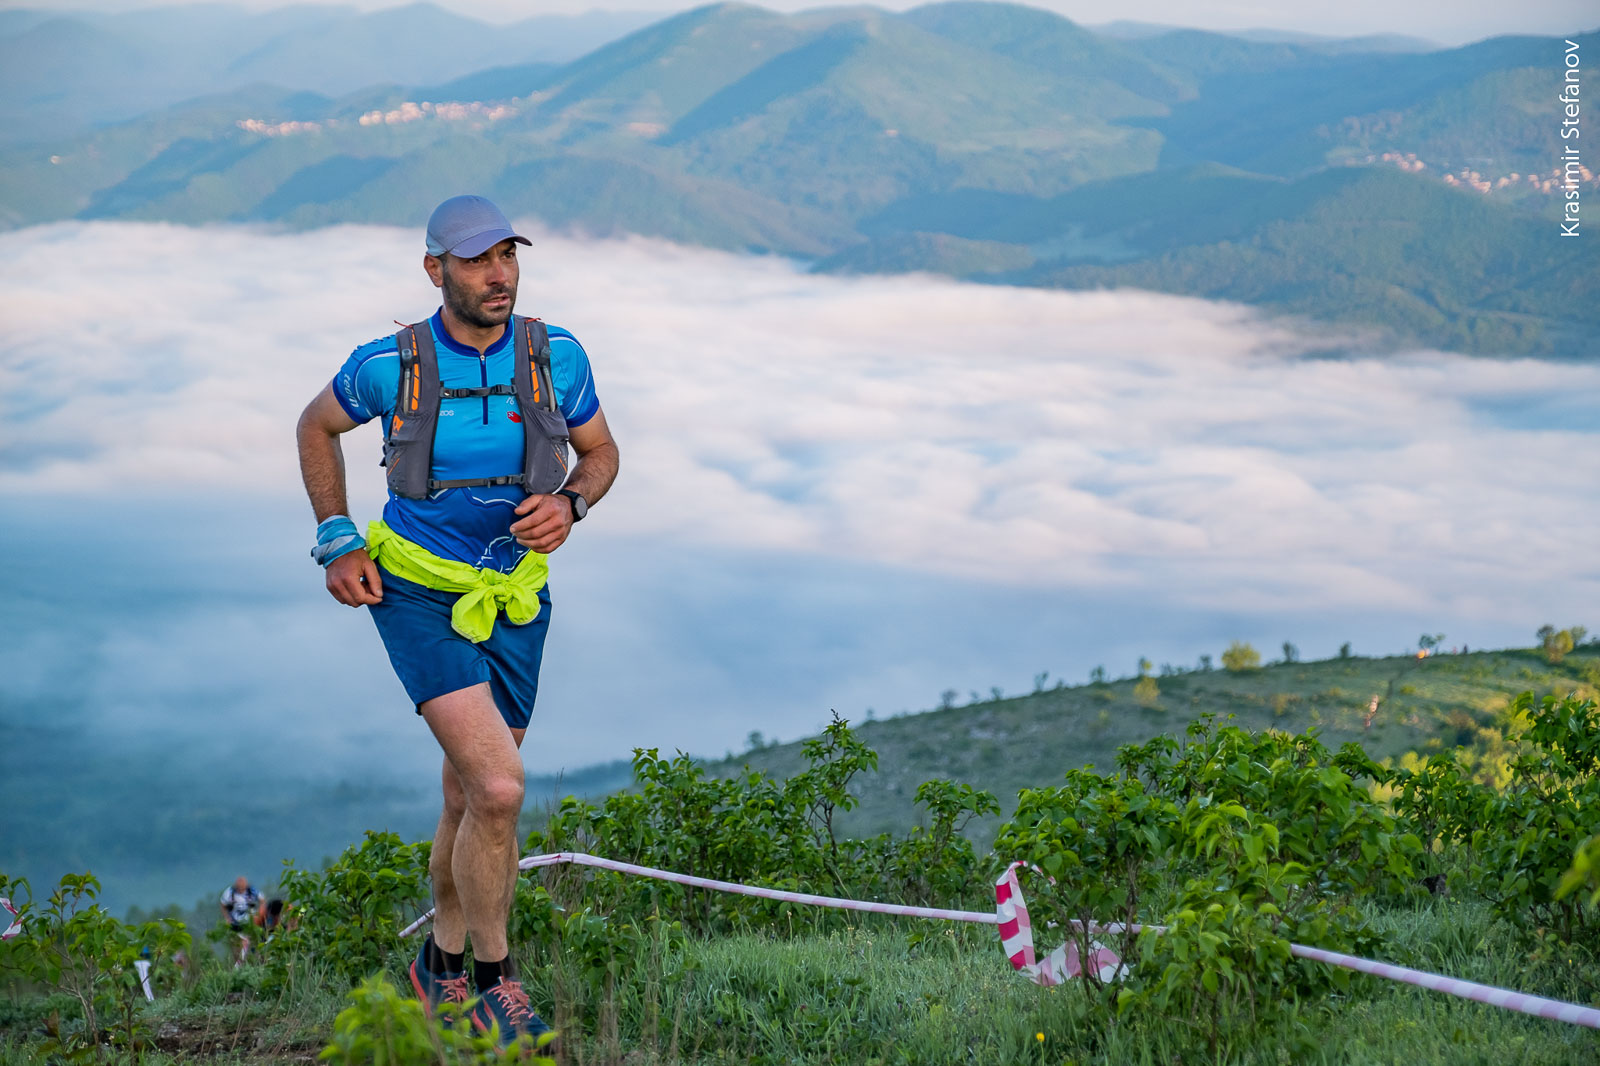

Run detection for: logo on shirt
[[508, 412, 523, 423]]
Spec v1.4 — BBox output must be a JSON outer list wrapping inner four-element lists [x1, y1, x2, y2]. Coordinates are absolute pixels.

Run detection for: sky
[[9, 0, 1598, 48]]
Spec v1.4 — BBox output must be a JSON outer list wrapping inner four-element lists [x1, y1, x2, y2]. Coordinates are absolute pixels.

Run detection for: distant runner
[[295, 195, 619, 1048], [219, 876, 261, 964]]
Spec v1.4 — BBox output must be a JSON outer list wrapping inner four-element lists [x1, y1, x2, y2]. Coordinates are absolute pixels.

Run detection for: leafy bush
[[320, 974, 554, 1064], [995, 715, 1408, 1052], [0, 871, 189, 1052], [1388, 693, 1600, 945], [994, 769, 1174, 1001], [1221, 641, 1261, 672], [273, 831, 432, 986], [1469, 693, 1600, 942], [1558, 834, 1600, 908], [1538, 624, 1577, 665], [526, 716, 997, 938]]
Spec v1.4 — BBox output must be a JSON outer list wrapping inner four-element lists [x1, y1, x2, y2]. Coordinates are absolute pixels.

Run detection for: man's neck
[[438, 305, 506, 355]]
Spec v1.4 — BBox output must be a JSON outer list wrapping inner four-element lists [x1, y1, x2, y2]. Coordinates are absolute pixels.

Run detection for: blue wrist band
[[310, 515, 365, 567]]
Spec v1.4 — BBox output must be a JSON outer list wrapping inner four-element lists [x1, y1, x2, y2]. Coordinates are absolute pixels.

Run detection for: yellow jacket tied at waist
[[365, 520, 548, 643]]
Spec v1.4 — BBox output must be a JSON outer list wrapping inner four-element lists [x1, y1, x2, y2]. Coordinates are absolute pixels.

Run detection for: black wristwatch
[[556, 489, 587, 522]]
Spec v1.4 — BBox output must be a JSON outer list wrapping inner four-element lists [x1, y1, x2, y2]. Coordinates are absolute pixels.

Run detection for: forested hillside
[[1, 2, 1594, 354]]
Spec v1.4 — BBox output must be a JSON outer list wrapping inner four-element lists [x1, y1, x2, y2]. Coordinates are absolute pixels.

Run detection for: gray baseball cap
[[424, 195, 531, 258]]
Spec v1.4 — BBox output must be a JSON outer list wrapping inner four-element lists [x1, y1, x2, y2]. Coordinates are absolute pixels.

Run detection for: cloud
[[3, 219, 1597, 907], [2, 220, 1596, 626]]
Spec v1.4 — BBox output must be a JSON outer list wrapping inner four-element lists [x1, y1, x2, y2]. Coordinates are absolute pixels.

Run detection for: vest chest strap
[[440, 384, 517, 399]]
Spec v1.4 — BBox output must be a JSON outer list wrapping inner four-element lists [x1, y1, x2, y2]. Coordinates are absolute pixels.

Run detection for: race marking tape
[[399, 851, 999, 939], [996, 862, 1126, 985], [398, 852, 1600, 1030], [0, 897, 21, 941]]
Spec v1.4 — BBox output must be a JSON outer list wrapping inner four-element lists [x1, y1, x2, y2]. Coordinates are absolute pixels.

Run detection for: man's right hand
[[326, 548, 384, 606]]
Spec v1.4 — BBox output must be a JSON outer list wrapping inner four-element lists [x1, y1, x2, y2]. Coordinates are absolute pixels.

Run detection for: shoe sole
[[409, 959, 438, 1019]]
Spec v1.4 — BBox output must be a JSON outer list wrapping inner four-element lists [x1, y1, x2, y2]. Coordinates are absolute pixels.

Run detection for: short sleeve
[[332, 335, 399, 424], [548, 328, 600, 428]]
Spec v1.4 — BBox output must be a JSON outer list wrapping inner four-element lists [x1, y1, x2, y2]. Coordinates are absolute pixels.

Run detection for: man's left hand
[[511, 493, 575, 553]]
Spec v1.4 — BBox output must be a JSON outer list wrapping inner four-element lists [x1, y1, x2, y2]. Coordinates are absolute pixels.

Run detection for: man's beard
[[442, 267, 515, 329]]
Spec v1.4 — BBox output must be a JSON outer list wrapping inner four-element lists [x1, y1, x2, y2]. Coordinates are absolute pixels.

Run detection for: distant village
[[1362, 149, 1597, 195]]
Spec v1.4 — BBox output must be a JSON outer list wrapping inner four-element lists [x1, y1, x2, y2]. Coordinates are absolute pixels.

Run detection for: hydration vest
[[382, 315, 570, 500]]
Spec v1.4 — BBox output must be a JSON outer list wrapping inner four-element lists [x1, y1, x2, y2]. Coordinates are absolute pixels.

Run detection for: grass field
[[4, 884, 1597, 1064]]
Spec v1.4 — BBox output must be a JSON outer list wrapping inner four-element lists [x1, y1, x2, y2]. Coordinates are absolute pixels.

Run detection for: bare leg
[[421, 683, 527, 962], [429, 761, 470, 956]]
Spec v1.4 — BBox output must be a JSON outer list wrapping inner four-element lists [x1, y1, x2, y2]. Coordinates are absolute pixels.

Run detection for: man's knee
[[466, 771, 524, 823]]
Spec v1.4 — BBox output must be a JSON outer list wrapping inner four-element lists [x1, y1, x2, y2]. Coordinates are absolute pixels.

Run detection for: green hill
[[1019, 166, 1600, 356], [840, 164, 1600, 356], [903, 1, 1191, 104], [0, 3, 654, 143], [697, 642, 1600, 842], [1128, 29, 1600, 176]]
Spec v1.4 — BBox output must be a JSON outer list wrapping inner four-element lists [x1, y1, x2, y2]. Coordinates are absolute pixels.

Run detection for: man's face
[[234, 877, 248, 892], [432, 239, 519, 329]]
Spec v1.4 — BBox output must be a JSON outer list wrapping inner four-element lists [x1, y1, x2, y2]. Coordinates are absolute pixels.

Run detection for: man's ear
[[424, 253, 446, 289]]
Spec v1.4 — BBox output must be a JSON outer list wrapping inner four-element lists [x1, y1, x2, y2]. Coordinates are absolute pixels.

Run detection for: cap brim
[[449, 228, 533, 258]]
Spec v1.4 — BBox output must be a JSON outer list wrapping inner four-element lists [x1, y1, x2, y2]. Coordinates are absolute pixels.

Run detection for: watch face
[[566, 491, 587, 520]]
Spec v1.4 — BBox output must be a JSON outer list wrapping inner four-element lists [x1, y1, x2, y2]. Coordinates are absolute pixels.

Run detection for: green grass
[[6, 888, 1596, 1064]]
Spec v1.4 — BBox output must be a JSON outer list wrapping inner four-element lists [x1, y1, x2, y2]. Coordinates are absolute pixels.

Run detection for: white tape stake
[[397, 852, 1600, 1030], [134, 959, 154, 1002], [0, 897, 20, 941]]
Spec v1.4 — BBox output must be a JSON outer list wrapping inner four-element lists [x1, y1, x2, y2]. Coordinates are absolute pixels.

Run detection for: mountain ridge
[[1, 1, 1593, 356]]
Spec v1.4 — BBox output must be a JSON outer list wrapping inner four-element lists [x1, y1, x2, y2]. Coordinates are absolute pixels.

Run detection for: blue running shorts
[[367, 569, 551, 730]]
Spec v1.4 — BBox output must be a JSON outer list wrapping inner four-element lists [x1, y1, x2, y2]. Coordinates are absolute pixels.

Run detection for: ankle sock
[[473, 955, 512, 991], [426, 935, 466, 975]]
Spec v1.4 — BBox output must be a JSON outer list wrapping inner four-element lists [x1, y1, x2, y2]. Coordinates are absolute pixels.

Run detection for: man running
[[219, 876, 261, 965], [295, 195, 619, 1046]]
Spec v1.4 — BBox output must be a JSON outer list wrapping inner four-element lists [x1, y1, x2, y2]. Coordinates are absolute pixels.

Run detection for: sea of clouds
[[2, 219, 1597, 773]]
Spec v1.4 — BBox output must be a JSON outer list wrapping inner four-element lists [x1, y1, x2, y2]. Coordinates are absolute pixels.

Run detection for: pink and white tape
[[996, 862, 1126, 985], [398, 852, 1600, 1029], [0, 897, 19, 941]]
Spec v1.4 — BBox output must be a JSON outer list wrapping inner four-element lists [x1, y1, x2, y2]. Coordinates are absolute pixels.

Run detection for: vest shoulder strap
[[514, 315, 558, 413]]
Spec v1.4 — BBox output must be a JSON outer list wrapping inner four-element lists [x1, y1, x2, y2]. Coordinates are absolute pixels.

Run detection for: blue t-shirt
[[332, 309, 600, 572]]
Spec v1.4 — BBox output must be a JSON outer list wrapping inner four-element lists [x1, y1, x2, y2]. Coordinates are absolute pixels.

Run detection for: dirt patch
[[151, 1016, 324, 1063]]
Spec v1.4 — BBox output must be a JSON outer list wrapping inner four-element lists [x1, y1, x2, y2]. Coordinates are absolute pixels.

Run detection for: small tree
[[1137, 657, 1153, 678], [1198, 654, 1214, 672], [1282, 641, 1299, 664], [1134, 676, 1161, 707], [1338, 642, 1353, 659], [1540, 626, 1575, 665], [1090, 665, 1107, 684], [1221, 641, 1261, 673], [938, 690, 957, 711], [1419, 633, 1446, 655]]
